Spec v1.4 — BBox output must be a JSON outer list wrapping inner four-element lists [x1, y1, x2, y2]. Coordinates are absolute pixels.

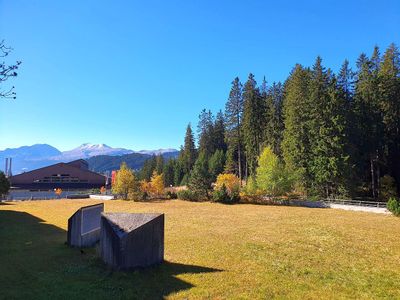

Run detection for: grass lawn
[[0, 199, 399, 299]]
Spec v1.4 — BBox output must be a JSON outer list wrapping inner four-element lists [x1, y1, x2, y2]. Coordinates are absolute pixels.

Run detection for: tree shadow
[[0, 210, 222, 299]]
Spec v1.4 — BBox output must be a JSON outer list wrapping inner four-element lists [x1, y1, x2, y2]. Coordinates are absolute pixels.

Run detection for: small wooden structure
[[100, 213, 164, 269], [67, 203, 104, 247]]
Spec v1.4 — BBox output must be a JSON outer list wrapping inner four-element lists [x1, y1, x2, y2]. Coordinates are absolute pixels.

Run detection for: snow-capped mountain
[[60, 143, 134, 160], [0, 143, 178, 174], [135, 148, 178, 155]]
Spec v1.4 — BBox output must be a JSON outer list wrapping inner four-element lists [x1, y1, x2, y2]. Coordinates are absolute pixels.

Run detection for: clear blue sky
[[0, 0, 399, 151]]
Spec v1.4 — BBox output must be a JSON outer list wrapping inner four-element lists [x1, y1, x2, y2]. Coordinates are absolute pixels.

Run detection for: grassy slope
[[0, 199, 399, 299]]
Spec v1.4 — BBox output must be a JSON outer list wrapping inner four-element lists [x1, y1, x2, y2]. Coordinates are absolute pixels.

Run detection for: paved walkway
[[328, 203, 390, 214]]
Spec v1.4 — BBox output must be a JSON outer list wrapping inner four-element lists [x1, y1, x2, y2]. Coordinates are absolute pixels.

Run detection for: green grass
[[0, 199, 399, 299]]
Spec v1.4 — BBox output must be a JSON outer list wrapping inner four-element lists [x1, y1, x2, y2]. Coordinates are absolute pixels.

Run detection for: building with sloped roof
[[9, 159, 106, 190]]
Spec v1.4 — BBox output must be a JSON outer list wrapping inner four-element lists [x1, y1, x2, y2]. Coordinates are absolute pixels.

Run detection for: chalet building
[[9, 159, 106, 190]]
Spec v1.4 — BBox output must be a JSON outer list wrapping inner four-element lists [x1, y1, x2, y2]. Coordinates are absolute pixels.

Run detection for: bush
[[242, 176, 258, 196], [380, 175, 397, 201], [177, 189, 202, 201], [165, 191, 177, 199], [0, 171, 10, 198], [215, 173, 241, 195], [212, 183, 239, 204], [212, 185, 240, 204], [213, 175, 241, 204], [387, 197, 400, 216]]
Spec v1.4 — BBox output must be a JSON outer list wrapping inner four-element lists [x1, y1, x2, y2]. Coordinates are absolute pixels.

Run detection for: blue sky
[[0, 0, 399, 151]]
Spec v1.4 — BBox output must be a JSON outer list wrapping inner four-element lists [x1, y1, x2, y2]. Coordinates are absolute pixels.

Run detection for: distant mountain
[[0, 144, 62, 174], [87, 150, 180, 173], [135, 148, 179, 155], [0, 143, 179, 174], [61, 143, 133, 160]]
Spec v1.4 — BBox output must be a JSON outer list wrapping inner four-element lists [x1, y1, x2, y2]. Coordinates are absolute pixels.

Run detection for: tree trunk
[[238, 142, 242, 184], [376, 151, 380, 199], [370, 154, 376, 199]]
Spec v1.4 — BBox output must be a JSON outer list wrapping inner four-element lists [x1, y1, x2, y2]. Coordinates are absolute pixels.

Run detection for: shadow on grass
[[0, 210, 222, 299]]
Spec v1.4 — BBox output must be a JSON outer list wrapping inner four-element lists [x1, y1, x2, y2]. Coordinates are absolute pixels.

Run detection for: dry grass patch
[[0, 199, 399, 299]]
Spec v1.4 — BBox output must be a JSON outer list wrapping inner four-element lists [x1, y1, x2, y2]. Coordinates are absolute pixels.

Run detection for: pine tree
[[213, 110, 227, 152], [182, 123, 197, 174], [261, 76, 274, 149], [242, 73, 265, 178], [197, 109, 214, 157], [282, 64, 312, 191], [163, 158, 176, 187], [378, 43, 400, 192], [155, 155, 164, 175], [307, 56, 332, 196], [173, 156, 185, 186], [224, 77, 244, 180], [270, 82, 284, 157], [189, 151, 212, 199], [208, 149, 226, 181], [139, 155, 157, 181], [353, 51, 384, 198], [312, 73, 351, 197], [261, 77, 283, 157]]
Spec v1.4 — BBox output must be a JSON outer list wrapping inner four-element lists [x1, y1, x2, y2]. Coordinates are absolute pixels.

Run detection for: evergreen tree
[[139, 155, 157, 181], [213, 110, 227, 152], [314, 74, 351, 197], [155, 155, 164, 175], [261, 78, 284, 157], [197, 109, 214, 156], [270, 82, 284, 157], [378, 43, 400, 192], [189, 151, 212, 199], [182, 123, 197, 174], [173, 157, 185, 186], [208, 149, 226, 181], [242, 73, 265, 177], [282, 64, 312, 191], [163, 158, 176, 187], [224, 77, 244, 180], [353, 51, 384, 198]]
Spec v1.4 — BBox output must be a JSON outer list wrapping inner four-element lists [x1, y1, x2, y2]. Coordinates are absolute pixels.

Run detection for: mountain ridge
[[0, 143, 179, 174]]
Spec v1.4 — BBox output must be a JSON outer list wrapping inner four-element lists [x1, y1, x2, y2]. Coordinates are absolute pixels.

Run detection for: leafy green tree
[[0, 171, 10, 197], [242, 73, 265, 177], [256, 146, 292, 196], [189, 151, 212, 199], [208, 149, 225, 181], [224, 77, 244, 180]]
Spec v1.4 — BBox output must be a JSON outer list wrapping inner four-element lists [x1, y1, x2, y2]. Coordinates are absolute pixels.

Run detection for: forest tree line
[[139, 43, 400, 201]]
